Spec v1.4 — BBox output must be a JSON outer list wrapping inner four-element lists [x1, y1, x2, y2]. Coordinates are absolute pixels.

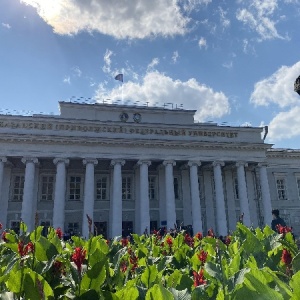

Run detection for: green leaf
[[23, 268, 55, 299], [169, 288, 191, 300], [292, 252, 300, 273], [146, 284, 174, 300], [30, 226, 43, 242], [216, 288, 224, 300], [290, 271, 300, 300], [141, 265, 158, 288], [34, 236, 58, 261], [116, 286, 139, 300], [167, 269, 182, 288], [191, 286, 209, 300], [5, 265, 22, 293], [80, 261, 106, 293], [205, 261, 222, 281]]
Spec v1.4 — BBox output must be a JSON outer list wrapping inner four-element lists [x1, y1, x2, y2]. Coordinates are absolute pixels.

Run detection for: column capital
[[257, 162, 268, 168], [21, 157, 38, 164], [137, 160, 151, 166], [83, 158, 98, 166], [111, 159, 125, 167], [53, 158, 69, 166], [188, 161, 201, 167], [212, 161, 224, 167], [163, 160, 176, 166], [236, 161, 248, 168], [0, 157, 7, 163]]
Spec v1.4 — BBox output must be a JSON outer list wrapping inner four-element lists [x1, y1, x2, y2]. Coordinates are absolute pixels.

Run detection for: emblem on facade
[[119, 112, 129, 122], [133, 113, 142, 123]]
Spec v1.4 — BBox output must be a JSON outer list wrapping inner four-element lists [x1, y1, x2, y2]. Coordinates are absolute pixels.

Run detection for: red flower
[[121, 238, 129, 247], [224, 236, 231, 246], [0, 223, 2, 230], [55, 228, 63, 239], [120, 260, 128, 273], [207, 229, 215, 238], [197, 250, 208, 265], [166, 237, 173, 247], [25, 242, 34, 254], [1, 231, 8, 242], [71, 247, 86, 273], [53, 261, 66, 276], [184, 234, 194, 247], [276, 225, 292, 235], [128, 248, 138, 272], [193, 269, 206, 287], [194, 232, 203, 240], [281, 249, 292, 265]]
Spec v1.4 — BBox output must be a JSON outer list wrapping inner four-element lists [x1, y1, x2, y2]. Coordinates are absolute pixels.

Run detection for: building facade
[[0, 101, 299, 238]]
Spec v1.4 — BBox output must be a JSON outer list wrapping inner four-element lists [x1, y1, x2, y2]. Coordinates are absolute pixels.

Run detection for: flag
[[115, 73, 123, 82]]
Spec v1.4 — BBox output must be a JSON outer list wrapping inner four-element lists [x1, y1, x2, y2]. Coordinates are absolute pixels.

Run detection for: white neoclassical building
[[0, 101, 299, 238]]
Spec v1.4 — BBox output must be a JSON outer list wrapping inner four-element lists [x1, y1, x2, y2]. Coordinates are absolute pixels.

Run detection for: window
[[297, 178, 300, 199], [122, 176, 132, 200], [40, 175, 54, 201], [10, 221, 20, 234], [173, 177, 180, 199], [69, 176, 82, 201], [12, 175, 25, 201], [148, 176, 157, 200], [96, 176, 108, 200], [276, 178, 287, 200], [67, 222, 79, 236]]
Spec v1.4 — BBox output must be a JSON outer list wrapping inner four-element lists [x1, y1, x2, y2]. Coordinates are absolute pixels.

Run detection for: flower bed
[[0, 222, 299, 299]]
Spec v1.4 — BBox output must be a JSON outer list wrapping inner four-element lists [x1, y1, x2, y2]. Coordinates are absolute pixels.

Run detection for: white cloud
[[72, 66, 82, 77], [20, 0, 190, 39], [236, 0, 285, 40], [251, 61, 300, 143], [250, 61, 300, 107], [222, 61, 233, 69], [63, 76, 71, 84], [1, 23, 11, 29], [268, 107, 300, 141], [102, 49, 114, 73], [94, 71, 230, 121], [181, 0, 212, 12], [198, 37, 207, 49], [218, 7, 230, 29], [147, 58, 160, 70], [172, 51, 179, 63]]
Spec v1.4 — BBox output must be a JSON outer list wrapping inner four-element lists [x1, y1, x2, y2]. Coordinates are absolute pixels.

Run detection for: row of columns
[[0, 156, 273, 237]]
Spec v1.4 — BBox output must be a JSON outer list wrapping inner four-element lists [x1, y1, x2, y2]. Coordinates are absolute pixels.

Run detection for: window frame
[[95, 175, 109, 201], [122, 175, 133, 201], [39, 174, 55, 202], [11, 174, 25, 202], [148, 175, 157, 201], [67, 174, 83, 201], [274, 174, 288, 201]]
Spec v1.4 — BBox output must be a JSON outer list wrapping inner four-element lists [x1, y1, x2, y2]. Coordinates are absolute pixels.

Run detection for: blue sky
[[1, 0, 300, 148]]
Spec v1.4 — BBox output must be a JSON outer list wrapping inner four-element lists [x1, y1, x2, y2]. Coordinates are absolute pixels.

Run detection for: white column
[[213, 161, 228, 236], [0, 157, 7, 197], [0, 157, 7, 230], [258, 163, 272, 227], [163, 160, 176, 230], [21, 157, 38, 231], [53, 158, 69, 230], [82, 158, 98, 239], [111, 159, 125, 238], [188, 161, 203, 233], [236, 162, 251, 227], [138, 160, 151, 234]]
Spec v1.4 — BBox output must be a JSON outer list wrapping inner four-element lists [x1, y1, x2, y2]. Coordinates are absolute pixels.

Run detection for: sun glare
[[20, 0, 61, 19]]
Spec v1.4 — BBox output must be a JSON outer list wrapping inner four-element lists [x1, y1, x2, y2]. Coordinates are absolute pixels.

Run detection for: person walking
[[271, 209, 286, 232]]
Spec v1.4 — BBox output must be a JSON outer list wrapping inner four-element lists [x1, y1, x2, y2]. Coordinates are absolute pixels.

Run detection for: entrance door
[[122, 221, 133, 237], [150, 221, 158, 233], [94, 222, 107, 239]]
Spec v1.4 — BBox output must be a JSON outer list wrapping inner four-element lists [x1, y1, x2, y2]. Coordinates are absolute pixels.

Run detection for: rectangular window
[[40, 175, 54, 201], [12, 175, 25, 201], [148, 176, 156, 200], [122, 176, 132, 200], [69, 176, 82, 201], [297, 179, 300, 200], [10, 221, 20, 234], [276, 178, 287, 200], [67, 222, 79, 236], [96, 176, 108, 200]]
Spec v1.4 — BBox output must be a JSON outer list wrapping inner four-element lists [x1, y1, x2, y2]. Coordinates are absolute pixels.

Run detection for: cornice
[[0, 133, 270, 152]]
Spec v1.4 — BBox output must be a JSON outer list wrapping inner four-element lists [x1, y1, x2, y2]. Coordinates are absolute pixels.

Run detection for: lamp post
[[294, 75, 300, 95]]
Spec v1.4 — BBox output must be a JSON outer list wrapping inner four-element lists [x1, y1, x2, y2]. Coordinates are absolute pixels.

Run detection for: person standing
[[271, 209, 286, 232]]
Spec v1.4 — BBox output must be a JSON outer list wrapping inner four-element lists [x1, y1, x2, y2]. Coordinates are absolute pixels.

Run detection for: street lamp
[[294, 75, 300, 95]]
